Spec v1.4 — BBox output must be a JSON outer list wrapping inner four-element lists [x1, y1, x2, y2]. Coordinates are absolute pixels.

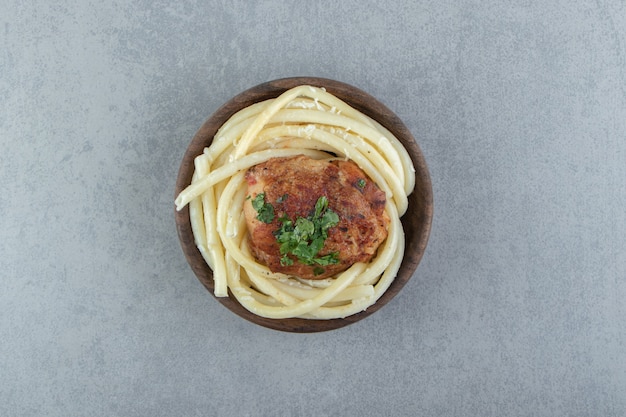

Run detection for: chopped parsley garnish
[[356, 178, 366, 189], [251, 193, 275, 224], [274, 196, 340, 269], [250, 193, 341, 271], [313, 267, 326, 276]]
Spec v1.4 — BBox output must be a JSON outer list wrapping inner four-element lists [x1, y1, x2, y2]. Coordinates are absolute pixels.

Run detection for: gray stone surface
[[1, 1, 625, 415]]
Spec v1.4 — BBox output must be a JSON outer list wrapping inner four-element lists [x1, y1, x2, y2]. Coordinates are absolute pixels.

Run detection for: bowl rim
[[174, 76, 433, 332]]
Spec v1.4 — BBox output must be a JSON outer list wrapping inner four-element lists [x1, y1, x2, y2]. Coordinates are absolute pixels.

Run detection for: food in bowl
[[175, 85, 415, 320], [244, 155, 389, 280]]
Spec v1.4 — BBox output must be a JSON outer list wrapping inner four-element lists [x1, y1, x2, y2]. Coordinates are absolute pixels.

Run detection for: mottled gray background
[[1, 0, 625, 416]]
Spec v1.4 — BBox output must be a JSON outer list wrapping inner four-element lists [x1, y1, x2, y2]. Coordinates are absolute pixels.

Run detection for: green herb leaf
[[356, 178, 366, 189], [320, 210, 339, 238], [294, 217, 315, 240], [251, 193, 275, 224], [313, 267, 325, 276], [314, 195, 329, 218], [280, 255, 294, 266], [313, 252, 340, 266], [273, 195, 340, 269]]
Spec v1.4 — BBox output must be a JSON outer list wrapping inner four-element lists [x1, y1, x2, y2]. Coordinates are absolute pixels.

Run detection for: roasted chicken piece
[[243, 155, 389, 279]]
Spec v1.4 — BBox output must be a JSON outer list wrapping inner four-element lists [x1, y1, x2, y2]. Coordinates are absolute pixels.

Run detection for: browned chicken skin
[[243, 155, 389, 279]]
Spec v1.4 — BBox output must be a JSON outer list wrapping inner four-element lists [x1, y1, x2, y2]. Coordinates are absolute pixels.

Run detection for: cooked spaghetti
[[175, 85, 415, 319]]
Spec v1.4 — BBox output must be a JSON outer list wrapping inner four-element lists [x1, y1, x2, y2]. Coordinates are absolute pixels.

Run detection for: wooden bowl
[[175, 77, 433, 332]]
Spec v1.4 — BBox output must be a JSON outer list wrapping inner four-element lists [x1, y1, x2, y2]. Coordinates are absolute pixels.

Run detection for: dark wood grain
[[174, 77, 433, 332]]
